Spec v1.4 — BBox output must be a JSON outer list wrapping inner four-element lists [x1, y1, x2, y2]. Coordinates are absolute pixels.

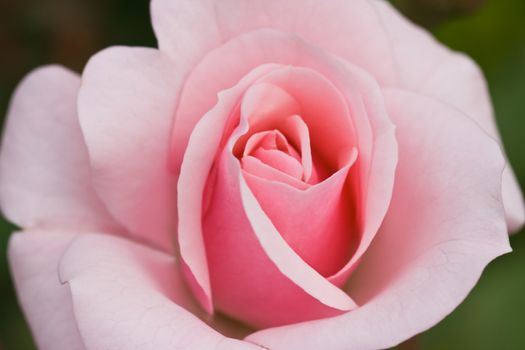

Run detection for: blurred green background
[[0, 0, 523, 349]]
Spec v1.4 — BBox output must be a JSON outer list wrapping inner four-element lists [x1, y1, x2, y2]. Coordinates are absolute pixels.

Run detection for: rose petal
[[178, 34, 397, 321], [202, 146, 356, 328], [243, 148, 358, 278], [161, 12, 392, 173], [58, 233, 262, 350], [150, 0, 396, 86], [243, 73, 355, 172], [371, 0, 525, 232], [177, 64, 281, 313], [158, 0, 396, 169], [235, 67, 363, 276], [247, 90, 511, 350], [242, 172, 357, 311], [200, 65, 363, 328], [325, 59, 398, 287], [249, 149, 303, 180], [242, 157, 309, 190], [243, 130, 292, 158], [8, 231, 84, 350], [209, 40, 396, 286], [152, 0, 523, 231], [281, 115, 314, 182], [168, 30, 397, 283], [0, 66, 118, 232], [238, 82, 302, 137], [182, 63, 360, 328], [78, 47, 183, 252]]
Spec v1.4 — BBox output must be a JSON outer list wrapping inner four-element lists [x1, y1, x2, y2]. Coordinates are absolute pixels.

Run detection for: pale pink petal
[[238, 82, 301, 133], [247, 90, 511, 350], [78, 47, 183, 252], [371, 0, 524, 232], [164, 25, 389, 173], [0, 66, 118, 232], [501, 168, 525, 232], [58, 233, 262, 350], [8, 231, 84, 350], [177, 64, 281, 313], [150, 0, 396, 85], [326, 58, 398, 287]]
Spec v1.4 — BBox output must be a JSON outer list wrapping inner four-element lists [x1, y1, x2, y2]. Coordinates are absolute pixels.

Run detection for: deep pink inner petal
[[231, 67, 360, 276], [251, 148, 303, 180], [233, 82, 301, 155], [243, 130, 291, 157], [176, 29, 398, 328], [239, 78, 356, 173], [235, 74, 357, 189], [241, 126, 312, 186], [244, 148, 359, 276], [281, 115, 314, 182], [203, 145, 356, 328], [176, 63, 282, 314], [241, 156, 309, 190]]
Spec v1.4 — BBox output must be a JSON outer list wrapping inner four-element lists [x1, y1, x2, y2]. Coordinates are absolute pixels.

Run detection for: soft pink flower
[[1, 1, 523, 349]]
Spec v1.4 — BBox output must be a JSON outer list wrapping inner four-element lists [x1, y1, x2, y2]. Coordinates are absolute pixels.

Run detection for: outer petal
[[78, 47, 183, 252], [150, 0, 396, 84], [58, 233, 262, 350], [0, 66, 117, 232], [247, 90, 511, 349], [371, 0, 524, 231], [8, 231, 85, 350]]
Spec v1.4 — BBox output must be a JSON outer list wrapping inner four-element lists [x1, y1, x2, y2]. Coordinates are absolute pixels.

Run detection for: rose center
[[222, 73, 359, 278], [238, 114, 323, 189]]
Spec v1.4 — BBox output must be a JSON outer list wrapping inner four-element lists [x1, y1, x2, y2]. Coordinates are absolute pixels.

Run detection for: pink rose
[[2, 1, 524, 349]]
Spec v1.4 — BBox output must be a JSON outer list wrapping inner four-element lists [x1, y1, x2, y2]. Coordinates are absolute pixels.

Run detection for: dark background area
[[0, 0, 524, 349]]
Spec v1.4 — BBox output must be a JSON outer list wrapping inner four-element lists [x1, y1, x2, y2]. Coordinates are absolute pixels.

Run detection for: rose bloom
[[1, 1, 524, 349]]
